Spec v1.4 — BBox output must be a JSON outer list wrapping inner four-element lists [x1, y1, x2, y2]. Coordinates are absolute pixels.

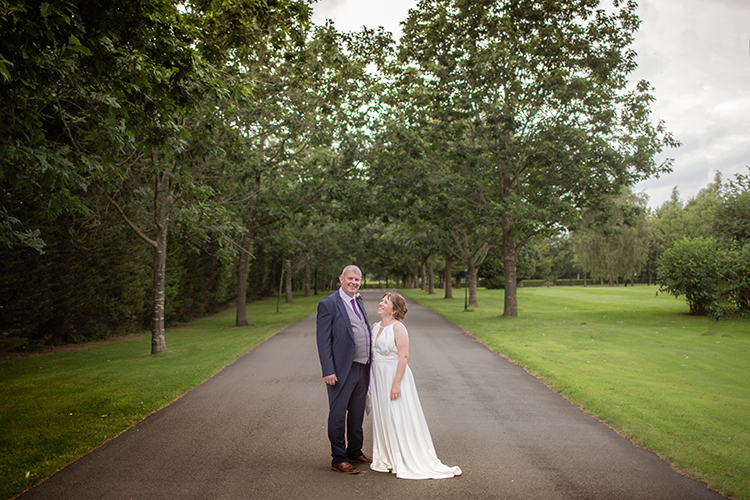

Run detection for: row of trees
[[474, 169, 749, 314], [3, 0, 683, 353], [2, 0, 384, 352]]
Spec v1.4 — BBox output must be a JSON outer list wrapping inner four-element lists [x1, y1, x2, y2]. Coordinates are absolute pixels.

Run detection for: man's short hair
[[341, 265, 362, 277]]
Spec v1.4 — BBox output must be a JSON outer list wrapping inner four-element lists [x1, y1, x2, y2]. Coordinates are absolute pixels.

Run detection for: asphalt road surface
[[20, 290, 727, 500]]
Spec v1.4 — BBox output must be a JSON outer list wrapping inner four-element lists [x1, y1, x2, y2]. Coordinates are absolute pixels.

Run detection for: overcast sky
[[311, 0, 750, 209]]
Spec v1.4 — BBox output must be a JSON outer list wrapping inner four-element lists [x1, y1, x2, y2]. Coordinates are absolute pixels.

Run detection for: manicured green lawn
[[402, 286, 750, 500], [0, 294, 320, 500]]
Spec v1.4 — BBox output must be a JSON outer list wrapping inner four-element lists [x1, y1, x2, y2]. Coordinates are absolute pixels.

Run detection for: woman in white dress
[[369, 292, 462, 480]]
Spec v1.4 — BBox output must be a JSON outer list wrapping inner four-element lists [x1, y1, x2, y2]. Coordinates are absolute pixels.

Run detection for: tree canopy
[[3, 0, 700, 353]]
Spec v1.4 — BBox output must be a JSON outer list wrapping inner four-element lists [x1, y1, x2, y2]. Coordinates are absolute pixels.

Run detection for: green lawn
[[0, 294, 321, 500], [402, 286, 750, 500]]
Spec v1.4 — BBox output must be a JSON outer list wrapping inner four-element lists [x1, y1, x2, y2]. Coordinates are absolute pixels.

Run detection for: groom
[[316, 265, 372, 474]]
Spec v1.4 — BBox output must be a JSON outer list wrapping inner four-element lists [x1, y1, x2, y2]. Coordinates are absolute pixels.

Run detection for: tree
[[0, 0, 142, 252], [652, 176, 722, 248], [715, 168, 750, 311], [98, 0, 314, 353], [396, 0, 677, 316], [716, 168, 750, 244], [572, 188, 649, 286], [658, 170, 750, 317], [223, 22, 379, 326], [0, 0, 244, 351]]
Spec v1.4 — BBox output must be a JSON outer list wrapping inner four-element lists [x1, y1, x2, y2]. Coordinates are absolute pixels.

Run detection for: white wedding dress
[[369, 321, 462, 479]]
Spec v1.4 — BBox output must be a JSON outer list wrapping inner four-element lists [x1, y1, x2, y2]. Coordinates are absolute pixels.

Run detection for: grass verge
[[0, 293, 320, 500], [402, 286, 750, 500]]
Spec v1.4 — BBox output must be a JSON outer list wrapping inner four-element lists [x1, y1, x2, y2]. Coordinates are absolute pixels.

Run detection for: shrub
[[657, 238, 727, 318], [724, 243, 750, 313]]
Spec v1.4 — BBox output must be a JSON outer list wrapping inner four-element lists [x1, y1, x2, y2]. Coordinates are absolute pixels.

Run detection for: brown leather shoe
[[331, 462, 360, 474], [347, 454, 373, 464]]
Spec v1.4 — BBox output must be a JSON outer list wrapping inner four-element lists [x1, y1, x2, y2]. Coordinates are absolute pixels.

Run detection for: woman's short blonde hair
[[383, 292, 408, 320]]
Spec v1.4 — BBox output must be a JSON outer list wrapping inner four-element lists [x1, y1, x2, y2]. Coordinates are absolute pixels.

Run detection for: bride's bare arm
[[390, 322, 410, 400]]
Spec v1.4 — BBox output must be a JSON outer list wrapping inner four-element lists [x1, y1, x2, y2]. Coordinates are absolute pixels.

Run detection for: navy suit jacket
[[316, 290, 370, 397]]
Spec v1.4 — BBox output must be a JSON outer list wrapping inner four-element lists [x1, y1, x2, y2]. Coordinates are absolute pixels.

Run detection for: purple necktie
[[351, 298, 362, 320]]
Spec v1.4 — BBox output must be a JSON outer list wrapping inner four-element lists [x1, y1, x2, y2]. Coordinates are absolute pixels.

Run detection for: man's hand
[[324, 374, 338, 386]]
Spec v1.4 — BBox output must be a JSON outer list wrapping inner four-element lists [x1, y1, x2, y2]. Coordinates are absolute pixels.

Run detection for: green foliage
[[650, 177, 722, 270], [716, 168, 750, 244], [572, 188, 649, 285], [385, 0, 677, 315], [404, 287, 750, 500], [0, 0, 115, 249], [731, 244, 750, 310], [481, 241, 546, 289], [0, 204, 237, 351], [657, 238, 729, 317], [657, 172, 750, 318]]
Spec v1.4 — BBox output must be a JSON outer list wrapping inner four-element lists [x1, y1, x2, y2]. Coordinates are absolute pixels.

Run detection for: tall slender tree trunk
[[304, 260, 311, 297], [444, 248, 453, 298], [285, 258, 293, 303], [502, 225, 519, 317], [427, 261, 435, 294], [235, 175, 260, 327], [468, 260, 478, 307], [151, 171, 169, 354], [421, 264, 427, 291], [235, 229, 252, 327]]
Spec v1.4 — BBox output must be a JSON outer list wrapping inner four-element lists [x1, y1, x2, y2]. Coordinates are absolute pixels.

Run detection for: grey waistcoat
[[344, 300, 370, 364]]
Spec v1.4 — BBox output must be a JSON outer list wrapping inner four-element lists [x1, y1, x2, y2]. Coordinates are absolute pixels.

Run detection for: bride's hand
[[390, 382, 401, 400]]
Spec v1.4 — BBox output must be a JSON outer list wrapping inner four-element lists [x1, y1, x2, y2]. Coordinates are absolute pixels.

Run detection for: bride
[[369, 292, 462, 480]]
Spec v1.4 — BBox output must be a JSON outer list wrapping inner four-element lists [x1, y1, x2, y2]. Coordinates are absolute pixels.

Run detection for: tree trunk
[[285, 258, 293, 303], [502, 226, 519, 317], [235, 174, 259, 327], [421, 263, 427, 291], [304, 260, 311, 297], [427, 260, 435, 294], [151, 172, 169, 354], [468, 260, 478, 307], [235, 229, 252, 327]]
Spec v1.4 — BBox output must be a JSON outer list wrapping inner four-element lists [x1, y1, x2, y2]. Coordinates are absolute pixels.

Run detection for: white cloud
[[632, 0, 750, 207], [312, 0, 418, 38]]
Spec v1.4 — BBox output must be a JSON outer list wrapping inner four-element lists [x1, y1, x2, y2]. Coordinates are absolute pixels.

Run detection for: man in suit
[[316, 265, 373, 474]]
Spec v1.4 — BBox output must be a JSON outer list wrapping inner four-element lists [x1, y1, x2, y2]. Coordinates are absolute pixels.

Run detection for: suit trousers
[[327, 361, 370, 463]]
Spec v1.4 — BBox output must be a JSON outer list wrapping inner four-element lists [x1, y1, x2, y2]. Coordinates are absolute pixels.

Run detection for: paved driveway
[[20, 290, 726, 499]]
